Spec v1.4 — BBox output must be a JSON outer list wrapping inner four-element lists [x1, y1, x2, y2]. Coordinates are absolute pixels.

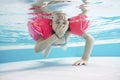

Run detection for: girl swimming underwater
[[28, 0, 94, 66]]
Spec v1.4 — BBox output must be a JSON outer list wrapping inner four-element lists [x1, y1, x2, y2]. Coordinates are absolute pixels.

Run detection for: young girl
[[28, 0, 94, 66]]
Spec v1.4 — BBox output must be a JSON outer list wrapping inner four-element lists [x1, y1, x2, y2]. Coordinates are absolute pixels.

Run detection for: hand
[[55, 26, 66, 38], [55, 21, 69, 38], [73, 59, 88, 66]]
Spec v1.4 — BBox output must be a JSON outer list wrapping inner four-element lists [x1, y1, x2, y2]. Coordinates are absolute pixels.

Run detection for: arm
[[82, 32, 94, 61], [35, 31, 70, 57], [73, 0, 94, 66], [73, 32, 94, 65], [32, 0, 71, 13], [34, 34, 59, 53], [32, 0, 67, 13]]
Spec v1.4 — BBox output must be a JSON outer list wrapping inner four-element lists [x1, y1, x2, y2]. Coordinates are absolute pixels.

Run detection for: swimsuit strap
[[52, 34, 67, 46]]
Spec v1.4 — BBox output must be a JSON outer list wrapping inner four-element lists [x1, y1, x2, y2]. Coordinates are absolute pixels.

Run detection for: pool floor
[[0, 57, 120, 80]]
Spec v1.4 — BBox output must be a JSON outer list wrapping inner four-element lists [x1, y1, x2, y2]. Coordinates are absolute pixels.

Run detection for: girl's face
[[52, 12, 69, 32]]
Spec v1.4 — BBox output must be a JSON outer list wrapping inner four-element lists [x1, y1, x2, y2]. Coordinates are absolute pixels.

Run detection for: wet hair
[[52, 11, 66, 19]]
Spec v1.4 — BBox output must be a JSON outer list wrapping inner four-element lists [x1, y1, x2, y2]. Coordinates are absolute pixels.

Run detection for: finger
[[73, 62, 81, 66], [78, 62, 84, 66], [73, 61, 81, 66], [82, 62, 87, 65], [73, 61, 86, 66]]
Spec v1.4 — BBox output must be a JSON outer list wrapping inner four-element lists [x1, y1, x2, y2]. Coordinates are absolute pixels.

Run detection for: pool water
[[0, 0, 120, 63]]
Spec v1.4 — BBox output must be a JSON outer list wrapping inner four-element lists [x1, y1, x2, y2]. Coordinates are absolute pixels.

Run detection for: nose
[[59, 20, 64, 24]]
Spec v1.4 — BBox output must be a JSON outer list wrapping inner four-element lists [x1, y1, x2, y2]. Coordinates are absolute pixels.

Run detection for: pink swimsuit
[[28, 13, 90, 41]]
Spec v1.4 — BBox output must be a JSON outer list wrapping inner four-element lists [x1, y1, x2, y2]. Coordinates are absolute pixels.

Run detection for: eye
[[63, 20, 67, 24], [56, 21, 60, 24], [63, 22, 66, 24]]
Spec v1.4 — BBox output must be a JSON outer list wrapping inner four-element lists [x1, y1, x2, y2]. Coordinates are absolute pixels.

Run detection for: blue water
[[0, 0, 120, 63]]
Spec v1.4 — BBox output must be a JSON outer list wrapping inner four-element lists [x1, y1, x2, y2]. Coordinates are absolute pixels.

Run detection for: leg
[[61, 31, 71, 50], [41, 46, 52, 58], [73, 32, 94, 66]]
